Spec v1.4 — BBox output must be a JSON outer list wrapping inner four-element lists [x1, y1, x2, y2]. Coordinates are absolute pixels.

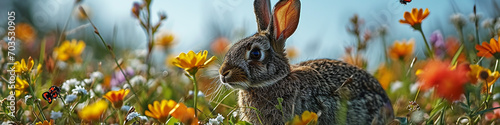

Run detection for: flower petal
[[404, 12, 415, 25], [421, 8, 430, 20]]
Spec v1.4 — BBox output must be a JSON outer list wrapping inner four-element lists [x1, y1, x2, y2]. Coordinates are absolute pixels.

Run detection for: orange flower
[[15, 23, 36, 43], [476, 36, 500, 59], [374, 64, 395, 90], [170, 102, 199, 125], [78, 100, 108, 122], [399, 8, 430, 28], [145, 100, 177, 123], [341, 53, 366, 68], [286, 111, 318, 125], [389, 39, 414, 60], [35, 119, 54, 125], [211, 37, 230, 54], [103, 89, 130, 108], [445, 37, 466, 62], [417, 60, 470, 101]]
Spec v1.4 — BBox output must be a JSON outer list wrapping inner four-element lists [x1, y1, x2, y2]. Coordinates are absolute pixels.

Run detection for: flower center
[[479, 70, 490, 80]]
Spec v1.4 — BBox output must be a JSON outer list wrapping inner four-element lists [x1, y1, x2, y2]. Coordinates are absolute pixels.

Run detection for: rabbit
[[218, 0, 394, 124]]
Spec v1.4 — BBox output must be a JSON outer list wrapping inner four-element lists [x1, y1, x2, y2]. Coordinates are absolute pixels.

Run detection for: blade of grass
[[79, 6, 143, 107]]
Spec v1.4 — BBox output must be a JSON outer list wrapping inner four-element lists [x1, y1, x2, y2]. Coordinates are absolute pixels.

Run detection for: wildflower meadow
[[1, 0, 500, 124]]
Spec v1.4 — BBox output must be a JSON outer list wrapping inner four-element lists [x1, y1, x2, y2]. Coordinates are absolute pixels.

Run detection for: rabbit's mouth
[[221, 81, 250, 89], [220, 75, 250, 89]]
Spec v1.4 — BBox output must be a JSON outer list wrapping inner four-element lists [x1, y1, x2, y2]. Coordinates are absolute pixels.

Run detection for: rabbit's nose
[[221, 70, 232, 83]]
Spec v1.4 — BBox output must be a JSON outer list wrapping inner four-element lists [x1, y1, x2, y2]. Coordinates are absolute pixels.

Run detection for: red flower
[[417, 60, 470, 101]]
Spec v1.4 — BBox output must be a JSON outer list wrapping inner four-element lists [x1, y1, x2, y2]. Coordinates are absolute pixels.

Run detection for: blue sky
[[1, 0, 492, 70]]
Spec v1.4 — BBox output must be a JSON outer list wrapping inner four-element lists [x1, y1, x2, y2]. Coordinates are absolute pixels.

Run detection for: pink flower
[[486, 102, 500, 121]]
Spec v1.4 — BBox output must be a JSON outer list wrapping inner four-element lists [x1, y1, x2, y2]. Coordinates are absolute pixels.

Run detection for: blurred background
[[2, 0, 500, 124], [0, 0, 497, 71]]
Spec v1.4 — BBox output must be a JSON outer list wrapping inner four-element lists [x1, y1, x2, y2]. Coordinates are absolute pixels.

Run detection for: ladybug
[[400, 0, 412, 5], [42, 86, 61, 104]]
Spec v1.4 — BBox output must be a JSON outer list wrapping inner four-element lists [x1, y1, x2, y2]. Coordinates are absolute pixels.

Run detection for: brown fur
[[219, 0, 394, 124]]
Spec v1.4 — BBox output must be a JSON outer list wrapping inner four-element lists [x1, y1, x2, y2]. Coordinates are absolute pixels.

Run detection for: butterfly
[[400, 0, 412, 5], [42, 86, 61, 104]]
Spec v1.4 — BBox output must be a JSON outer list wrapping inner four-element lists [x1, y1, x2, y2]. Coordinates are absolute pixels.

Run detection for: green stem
[[485, 59, 500, 109], [382, 36, 389, 64], [457, 29, 472, 63], [145, 1, 154, 78], [35, 102, 46, 121], [475, 19, 481, 45], [56, 3, 76, 47], [451, 45, 464, 66], [116, 108, 124, 125], [418, 29, 434, 58], [81, 8, 143, 106], [440, 105, 447, 124], [26, 75, 46, 121], [189, 74, 199, 117], [495, 59, 499, 72], [356, 32, 362, 51], [413, 87, 421, 102]]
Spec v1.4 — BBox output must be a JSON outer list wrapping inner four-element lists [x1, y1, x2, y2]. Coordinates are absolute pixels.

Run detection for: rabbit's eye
[[249, 48, 262, 61]]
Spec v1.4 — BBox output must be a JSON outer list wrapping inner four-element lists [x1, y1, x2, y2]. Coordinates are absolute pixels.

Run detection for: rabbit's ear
[[272, 0, 300, 40], [254, 0, 272, 32]]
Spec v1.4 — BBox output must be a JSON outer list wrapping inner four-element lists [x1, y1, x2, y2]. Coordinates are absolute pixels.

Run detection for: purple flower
[[430, 30, 445, 57], [430, 30, 444, 48], [110, 67, 134, 87]]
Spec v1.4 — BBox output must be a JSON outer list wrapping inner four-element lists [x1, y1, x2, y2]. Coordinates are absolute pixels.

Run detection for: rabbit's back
[[295, 59, 393, 124]]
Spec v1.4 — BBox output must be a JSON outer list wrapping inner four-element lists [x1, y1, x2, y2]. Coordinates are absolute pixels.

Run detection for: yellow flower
[[286, 111, 318, 125], [35, 119, 54, 125], [389, 39, 415, 61], [15, 23, 36, 43], [53, 39, 86, 62], [172, 50, 216, 74], [13, 57, 34, 75], [476, 36, 500, 59], [78, 100, 108, 122], [165, 54, 177, 68], [170, 102, 199, 125], [478, 68, 500, 92], [469, 64, 484, 84], [155, 32, 176, 48], [399, 8, 430, 28], [15, 77, 29, 97], [286, 46, 299, 59], [374, 64, 395, 90], [145, 100, 177, 123], [103, 89, 130, 108]]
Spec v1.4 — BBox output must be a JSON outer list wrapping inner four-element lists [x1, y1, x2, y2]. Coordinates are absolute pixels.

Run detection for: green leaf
[[78, 94, 89, 103], [473, 107, 500, 116], [451, 45, 464, 66], [457, 102, 470, 112], [236, 121, 253, 125], [275, 98, 283, 111], [427, 100, 446, 124]]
